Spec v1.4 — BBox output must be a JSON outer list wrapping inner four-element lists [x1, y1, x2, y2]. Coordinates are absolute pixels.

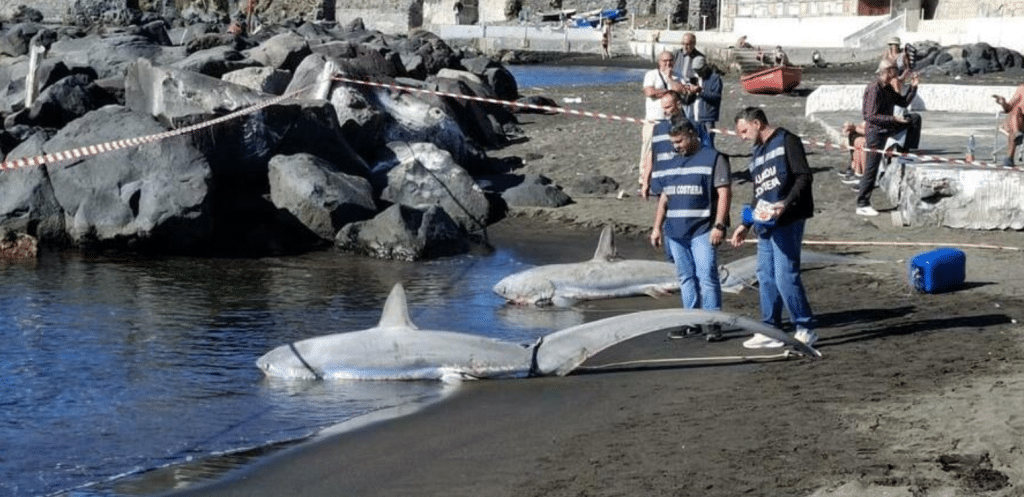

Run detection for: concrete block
[[806, 84, 1020, 116], [881, 159, 1024, 230]]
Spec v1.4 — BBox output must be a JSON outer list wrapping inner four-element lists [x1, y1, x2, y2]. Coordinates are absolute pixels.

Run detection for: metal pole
[[718, 0, 723, 31]]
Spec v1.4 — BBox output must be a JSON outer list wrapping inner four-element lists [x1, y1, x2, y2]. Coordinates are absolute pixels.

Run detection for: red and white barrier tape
[[335, 74, 1013, 171], [1, 73, 1013, 174], [0, 84, 313, 172], [332, 74, 647, 124]]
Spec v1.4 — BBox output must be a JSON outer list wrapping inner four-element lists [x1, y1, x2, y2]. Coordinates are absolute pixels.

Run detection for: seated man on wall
[[993, 83, 1024, 167]]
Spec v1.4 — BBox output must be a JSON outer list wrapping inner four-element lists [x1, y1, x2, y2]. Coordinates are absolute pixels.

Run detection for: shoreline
[[161, 61, 1024, 497]]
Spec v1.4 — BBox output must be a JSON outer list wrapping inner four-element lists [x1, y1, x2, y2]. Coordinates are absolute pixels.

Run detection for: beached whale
[[492, 225, 678, 307], [256, 283, 820, 381]]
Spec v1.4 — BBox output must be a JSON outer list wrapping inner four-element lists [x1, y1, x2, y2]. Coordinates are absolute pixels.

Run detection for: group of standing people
[[639, 33, 817, 349], [634, 31, 1024, 350]]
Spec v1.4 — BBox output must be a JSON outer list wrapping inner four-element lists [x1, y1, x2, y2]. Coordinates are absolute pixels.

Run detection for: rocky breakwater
[[0, 5, 568, 260]]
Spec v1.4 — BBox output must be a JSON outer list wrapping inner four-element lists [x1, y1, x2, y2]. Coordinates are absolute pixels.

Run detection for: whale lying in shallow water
[[256, 283, 820, 381], [492, 225, 678, 307]]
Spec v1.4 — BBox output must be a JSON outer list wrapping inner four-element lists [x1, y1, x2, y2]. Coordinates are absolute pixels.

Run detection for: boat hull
[[740, 65, 802, 95]]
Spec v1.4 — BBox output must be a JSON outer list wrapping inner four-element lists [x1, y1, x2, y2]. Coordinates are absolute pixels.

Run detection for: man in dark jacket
[[857, 58, 920, 216], [730, 107, 816, 349], [691, 56, 722, 147]]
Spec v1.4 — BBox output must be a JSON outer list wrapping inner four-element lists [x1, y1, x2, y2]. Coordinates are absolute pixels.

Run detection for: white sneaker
[[856, 206, 879, 216], [794, 329, 819, 347], [743, 333, 785, 349]]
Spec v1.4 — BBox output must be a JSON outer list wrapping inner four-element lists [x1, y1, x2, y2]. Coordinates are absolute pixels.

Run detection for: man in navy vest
[[729, 107, 817, 348], [641, 91, 709, 199], [649, 120, 732, 342]]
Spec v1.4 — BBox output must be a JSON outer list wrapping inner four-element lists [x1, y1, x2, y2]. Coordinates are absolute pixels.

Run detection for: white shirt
[[643, 69, 672, 120]]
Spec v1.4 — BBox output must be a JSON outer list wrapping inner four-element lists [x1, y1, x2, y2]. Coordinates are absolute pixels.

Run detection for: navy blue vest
[[652, 146, 719, 239], [749, 129, 791, 206], [649, 119, 676, 195]]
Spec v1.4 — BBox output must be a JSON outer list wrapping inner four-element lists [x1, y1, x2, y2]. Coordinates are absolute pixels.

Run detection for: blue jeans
[[755, 220, 814, 330], [666, 231, 721, 310]]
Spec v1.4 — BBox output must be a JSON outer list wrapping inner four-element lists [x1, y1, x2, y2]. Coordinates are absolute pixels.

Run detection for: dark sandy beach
[[167, 58, 1024, 497]]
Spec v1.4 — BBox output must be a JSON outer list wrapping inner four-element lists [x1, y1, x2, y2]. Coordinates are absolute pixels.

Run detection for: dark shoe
[[1003, 156, 1015, 168], [835, 167, 852, 177], [839, 172, 859, 185], [704, 324, 724, 342], [668, 326, 700, 339]]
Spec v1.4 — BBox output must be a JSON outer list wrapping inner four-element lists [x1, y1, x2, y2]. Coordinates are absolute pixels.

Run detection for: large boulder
[[7, 73, 117, 129], [268, 153, 376, 241], [0, 131, 66, 243], [124, 57, 265, 126], [0, 23, 44, 57], [373, 141, 489, 232], [0, 58, 76, 115], [429, 71, 517, 149], [245, 31, 311, 72], [171, 45, 260, 78], [500, 173, 573, 208], [335, 203, 468, 261], [49, 33, 185, 79], [222, 66, 292, 95], [375, 88, 487, 168], [41, 105, 214, 252], [330, 84, 387, 155], [191, 100, 370, 181]]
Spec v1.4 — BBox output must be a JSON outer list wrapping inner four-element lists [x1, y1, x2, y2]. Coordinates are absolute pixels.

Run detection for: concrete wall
[[805, 84, 1019, 116], [905, 17, 1024, 48], [936, 0, 1024, 18], [731, 0, 854, 18], [432, 23, 605, 53], [732, 15, 882, 48]]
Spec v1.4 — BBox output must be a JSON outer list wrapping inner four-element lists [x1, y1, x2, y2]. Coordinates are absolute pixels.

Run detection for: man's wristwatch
[[714, 223, 728, 232]]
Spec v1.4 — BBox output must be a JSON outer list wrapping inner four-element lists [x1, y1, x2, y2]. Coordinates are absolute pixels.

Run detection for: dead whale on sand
[[492, 225, 678, 307], [257, 283, 821, 381]]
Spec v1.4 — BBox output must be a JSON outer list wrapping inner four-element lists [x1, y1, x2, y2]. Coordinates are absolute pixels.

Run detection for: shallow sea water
[[0, 65, 639, 497]]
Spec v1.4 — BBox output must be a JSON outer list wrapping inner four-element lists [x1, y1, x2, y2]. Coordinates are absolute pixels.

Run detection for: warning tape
[[332, 74, 648, 124], [0, 84, 314, 172], [334, 74, 1012, 171], [1, 73, 1013, 174]]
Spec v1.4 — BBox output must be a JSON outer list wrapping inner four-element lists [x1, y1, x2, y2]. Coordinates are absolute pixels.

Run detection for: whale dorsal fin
[[591, 225, 618, 262], [378, 283, 418, 329]]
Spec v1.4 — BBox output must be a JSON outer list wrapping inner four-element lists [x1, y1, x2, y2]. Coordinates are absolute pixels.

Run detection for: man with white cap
[[883, 36, 914, 118], [856, 58, 920, 216]]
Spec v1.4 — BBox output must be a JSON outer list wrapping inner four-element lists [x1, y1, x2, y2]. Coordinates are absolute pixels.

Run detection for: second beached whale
[[494, 225, 885, 305], [492, 225, 677, 307], [257, 283, 821, 382]]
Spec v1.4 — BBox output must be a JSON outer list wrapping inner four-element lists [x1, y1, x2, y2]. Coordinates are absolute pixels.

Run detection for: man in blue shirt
[[729, 107, 817, 348], [649, 120, 732, 341]]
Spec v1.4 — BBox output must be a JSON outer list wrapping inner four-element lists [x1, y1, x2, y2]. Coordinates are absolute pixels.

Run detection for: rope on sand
[[803, 240, 1022, 251], [575, 350, 795, 371]]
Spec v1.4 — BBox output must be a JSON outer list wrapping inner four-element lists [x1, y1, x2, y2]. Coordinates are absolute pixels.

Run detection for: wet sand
[[167, 58, 1024, 497]]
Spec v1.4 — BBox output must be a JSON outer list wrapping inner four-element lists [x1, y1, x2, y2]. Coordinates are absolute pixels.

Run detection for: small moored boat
[[740, 65, 802, 95]]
